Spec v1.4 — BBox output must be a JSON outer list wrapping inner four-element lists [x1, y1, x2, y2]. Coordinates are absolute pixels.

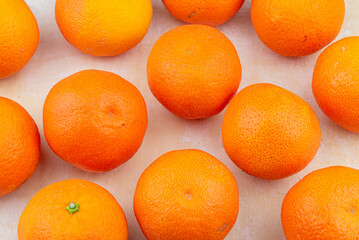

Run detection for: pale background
[[0, 0, 358, 239]]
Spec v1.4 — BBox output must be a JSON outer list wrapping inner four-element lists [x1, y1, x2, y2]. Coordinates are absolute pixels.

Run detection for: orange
[[43, 70, 148, 172], [0, 0, 39, 79], [0, 97, 40, 197], [55, 0, 152, 56], [161, 0, 245, 26], [18, 179, 128, 239], [134, 149, 239, 240], [251, 0, 345, 57], [147, 24, 242, 119], [281, 166, 359, 239], [313, 37, 359, 133], [222, 83, 321, 180]]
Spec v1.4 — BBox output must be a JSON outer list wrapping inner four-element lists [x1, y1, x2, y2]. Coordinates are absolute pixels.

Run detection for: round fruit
[[43, 70, 148, 172], [134, 149, 239, 240], [313, 37, 359, 133], [55, 0, 152, 56], [222, 83, 321, 180], [281, 166, 359, 240], [0, 97, 40, 197], [161, 0, 245, 26], [0, 0, 39, 79], [18, 179, 128, 239], [147, 24, 242, 119], [251, 0, 345, 57]]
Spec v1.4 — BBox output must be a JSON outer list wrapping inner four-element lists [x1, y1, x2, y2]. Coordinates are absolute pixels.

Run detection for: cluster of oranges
[[0, 0, 358, 239]]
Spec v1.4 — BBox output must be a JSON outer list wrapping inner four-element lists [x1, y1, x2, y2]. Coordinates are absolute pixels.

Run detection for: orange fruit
[[134, 149, 239, 240], [18, 179, 128, 239], [0, 0, 39, 79], [55, 0, 152, 56], [222, 83, 321, 180], [43, 70, 148, 172], [161, 0, 245, 26], [251, 0, 345, 57], [0, 97, 40, 197], [281, 166, 359, 240], [312, 37, 359, 133], [147, 24, 242, 119]]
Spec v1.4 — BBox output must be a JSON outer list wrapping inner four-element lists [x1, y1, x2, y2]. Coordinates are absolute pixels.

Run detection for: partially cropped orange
[[222, 83, 321, 180], [147, 24, 242, 119], [251, 0, 345, 57], [55, 0, 152, 56], [134, 149, 239, 240], [313, 37, 359, 133], [0, 97, 40, 197], [161, 0, 245, 26], [18, 179, 128, 240], [0, 0, 39, 79], [43, 70, 148, 172], [282, 166, 359, 240]]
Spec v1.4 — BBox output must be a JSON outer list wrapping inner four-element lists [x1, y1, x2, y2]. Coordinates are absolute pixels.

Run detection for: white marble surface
[[0, 0, 358, 239]]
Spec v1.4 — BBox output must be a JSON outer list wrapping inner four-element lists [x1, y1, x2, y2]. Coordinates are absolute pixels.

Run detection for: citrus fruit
[[43, 70, 148, 172], [161, 0, 245, 26], [281, 166, 359, 240], [251, 0, 345, 57], [134, 149, 239, 240], [222, 83, 321, 180], [147, 24, 242, 119], [312, 37, 359, 133], [0, 97, 40, 197], [0, 0, 39, 79], [55, 0, 152, 56], [18, 179, 128, 239]]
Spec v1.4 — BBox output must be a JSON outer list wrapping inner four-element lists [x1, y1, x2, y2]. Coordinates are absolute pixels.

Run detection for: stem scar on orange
[[134, 149, 239, 240], [251, 0, 345, 57], [43, 69, 148, 173], [18, 179, 128, 240]]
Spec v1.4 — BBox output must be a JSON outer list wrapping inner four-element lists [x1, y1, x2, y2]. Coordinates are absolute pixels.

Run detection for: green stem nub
[[65, 202, 79, 214]]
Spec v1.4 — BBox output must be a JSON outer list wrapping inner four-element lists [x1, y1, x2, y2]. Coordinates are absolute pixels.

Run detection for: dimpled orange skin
[[55, 0, 152, 57], [0, 97, 40, 197], [222, 84, 321, 180], [0, 0, 39, 79], [313, 37, 359, 133], [147, 25, 242, 120], [161, 0, 245, 26], [134, 149, 239, 240], [251, 0, 345, 57], [43, 70, 148, 172], [18, 179, 128, 240], [281, 166, 359, 240]]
